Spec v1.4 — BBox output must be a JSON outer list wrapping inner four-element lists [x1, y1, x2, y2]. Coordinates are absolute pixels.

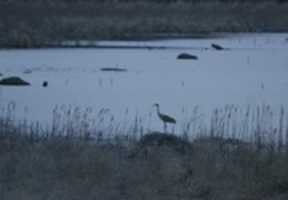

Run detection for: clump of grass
[[0, 104, 288, 200]]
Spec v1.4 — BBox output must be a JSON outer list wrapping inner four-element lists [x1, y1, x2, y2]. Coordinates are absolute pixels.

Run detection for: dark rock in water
[[42, 81, 48, 87], [0, 76, 30, 86], [211, 43, 224, 50], [23, 69, 33, 74], [129, 132, 193, 158], [100, 67, 127, 72], [177, 53, 198, 60]]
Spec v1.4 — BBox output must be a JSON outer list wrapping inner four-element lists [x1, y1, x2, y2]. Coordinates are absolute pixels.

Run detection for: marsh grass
[[0, 103, 288, 200]]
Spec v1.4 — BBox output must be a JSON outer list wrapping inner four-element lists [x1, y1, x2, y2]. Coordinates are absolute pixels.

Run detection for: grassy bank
[[0, 104, 288, 200], [1, 1, 288, 48]]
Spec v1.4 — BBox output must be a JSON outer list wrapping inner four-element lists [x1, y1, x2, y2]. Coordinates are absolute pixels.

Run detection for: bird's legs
[[171, 124, 175, 134], [163, 122, 167, 133]]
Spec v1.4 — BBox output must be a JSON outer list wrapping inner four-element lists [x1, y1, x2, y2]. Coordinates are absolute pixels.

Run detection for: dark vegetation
[[1, 0, 288, 48], [0, 104, 288, 199]]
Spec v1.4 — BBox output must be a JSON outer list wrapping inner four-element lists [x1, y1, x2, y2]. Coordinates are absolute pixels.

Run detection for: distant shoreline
[[1, 32, 287, 50], [1, 1, 288, 48]]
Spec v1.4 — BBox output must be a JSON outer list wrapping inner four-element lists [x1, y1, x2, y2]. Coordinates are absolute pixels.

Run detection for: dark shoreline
[[2, 1, 288, 48], [1, 32, 287, 50]]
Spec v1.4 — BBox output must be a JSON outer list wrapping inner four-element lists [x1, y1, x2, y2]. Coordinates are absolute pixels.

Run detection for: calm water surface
[[0, 33, 288, 134]]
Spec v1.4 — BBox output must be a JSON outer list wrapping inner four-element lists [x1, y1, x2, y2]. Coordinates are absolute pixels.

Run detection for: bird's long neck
[[156, 106, 161, 116]]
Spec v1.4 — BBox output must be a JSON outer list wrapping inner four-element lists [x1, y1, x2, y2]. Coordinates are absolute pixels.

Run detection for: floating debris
[[211, 43, 224, 50], [177, 53, 198, 60], [0, 76, 30, 86], [100, 67, 127, 72]]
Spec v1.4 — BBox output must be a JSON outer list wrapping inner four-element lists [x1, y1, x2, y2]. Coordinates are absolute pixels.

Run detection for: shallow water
[[0, 33, 288, 134]]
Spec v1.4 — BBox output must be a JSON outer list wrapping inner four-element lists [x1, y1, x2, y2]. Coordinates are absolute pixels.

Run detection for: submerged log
[[100, 67, 127, 72]]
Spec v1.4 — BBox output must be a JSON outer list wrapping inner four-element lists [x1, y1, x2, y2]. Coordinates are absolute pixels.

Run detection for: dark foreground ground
[[0, 122, 288, 200], [1, 0, 288, 48]]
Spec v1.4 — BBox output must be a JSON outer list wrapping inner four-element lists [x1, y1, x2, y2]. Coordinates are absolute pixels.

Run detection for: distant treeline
[[1, 0, 288, 48]]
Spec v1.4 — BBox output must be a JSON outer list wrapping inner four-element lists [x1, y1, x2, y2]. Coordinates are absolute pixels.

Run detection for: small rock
[[0, 76, 30, 86], [177, 53, 198, 60], [42, 81, 48, 87]]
